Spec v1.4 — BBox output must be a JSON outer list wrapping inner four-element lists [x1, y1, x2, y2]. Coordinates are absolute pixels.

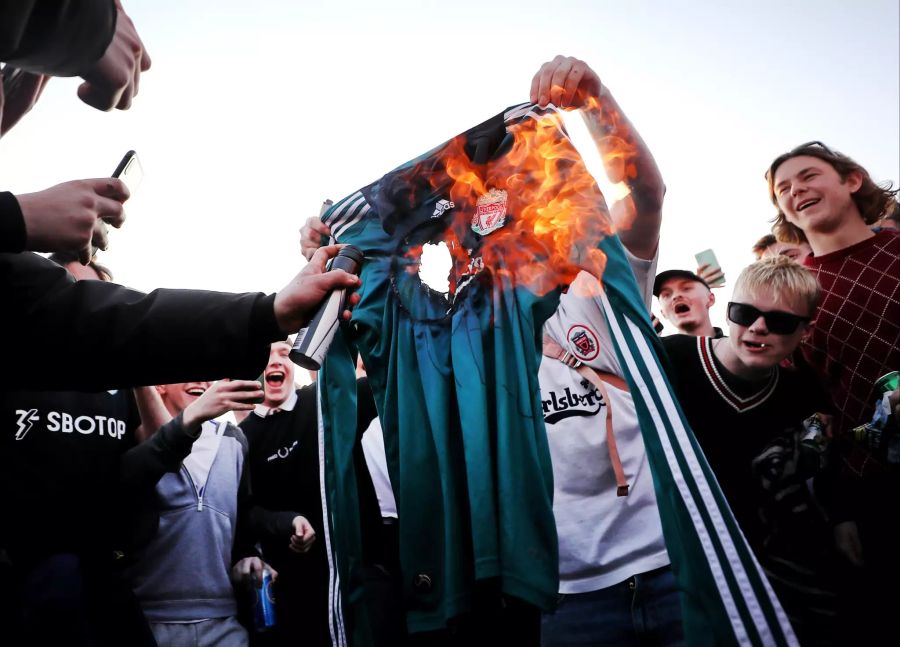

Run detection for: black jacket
[[0, 388, 140, 563], [1, 0, 115, 77], [1, 252, 284, 391]]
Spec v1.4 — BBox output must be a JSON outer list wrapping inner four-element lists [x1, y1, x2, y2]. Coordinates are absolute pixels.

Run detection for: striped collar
[[696, 337, 778, 412]]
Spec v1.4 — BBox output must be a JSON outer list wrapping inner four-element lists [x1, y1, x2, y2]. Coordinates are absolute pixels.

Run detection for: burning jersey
[[316, 103, 797, 647], [320, 103, 581, 641]]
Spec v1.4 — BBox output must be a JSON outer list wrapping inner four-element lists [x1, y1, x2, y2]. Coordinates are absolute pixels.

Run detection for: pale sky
[[1, 0, 898, 338]]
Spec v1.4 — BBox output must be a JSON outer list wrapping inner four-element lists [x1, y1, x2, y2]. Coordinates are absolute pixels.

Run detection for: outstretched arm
[[531, 55, 664, 260], [0, 248, 359, 391]]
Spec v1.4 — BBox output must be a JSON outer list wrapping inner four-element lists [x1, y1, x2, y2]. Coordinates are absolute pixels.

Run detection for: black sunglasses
[[765, 140, 835, 180], [726, 302, 810, 335]]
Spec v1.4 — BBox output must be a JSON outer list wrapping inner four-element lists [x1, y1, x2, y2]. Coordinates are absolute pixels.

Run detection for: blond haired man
[[661, 257, 838, 644]]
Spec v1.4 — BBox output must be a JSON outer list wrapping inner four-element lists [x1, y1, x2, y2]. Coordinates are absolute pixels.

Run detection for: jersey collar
[[253, 389, 298, 418]]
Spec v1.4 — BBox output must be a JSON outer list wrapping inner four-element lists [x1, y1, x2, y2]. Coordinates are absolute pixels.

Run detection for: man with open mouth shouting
[[239, 341, 385, 646], [653, 268, 722, 338]]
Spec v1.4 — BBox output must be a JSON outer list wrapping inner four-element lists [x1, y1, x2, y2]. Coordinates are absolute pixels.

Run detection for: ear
[[707, 290, 716, 308], [845, 170, 864, 194], [155, 385, 167, 396], [799, 320, 815, 341]]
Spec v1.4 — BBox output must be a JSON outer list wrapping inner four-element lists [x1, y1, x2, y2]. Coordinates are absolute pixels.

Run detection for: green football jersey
[[317, 103, 797, 647]]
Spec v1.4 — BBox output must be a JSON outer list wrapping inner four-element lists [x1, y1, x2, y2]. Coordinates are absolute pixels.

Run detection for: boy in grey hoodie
[[124, 379, 275, 647]]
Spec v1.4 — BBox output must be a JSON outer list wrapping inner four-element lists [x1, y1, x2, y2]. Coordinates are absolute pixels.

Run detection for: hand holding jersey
[[531, 55, 662, 262], [530, 55, 602, 110], [300, 217, 332, 260]]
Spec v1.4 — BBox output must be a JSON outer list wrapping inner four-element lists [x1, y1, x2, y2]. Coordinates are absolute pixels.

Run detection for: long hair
[[767, 143, 898, 244]]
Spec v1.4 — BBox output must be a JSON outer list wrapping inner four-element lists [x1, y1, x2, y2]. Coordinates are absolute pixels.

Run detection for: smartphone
[[92, 151, 143, 256], [112, 150, 144, 195], [694, 248, 726, 287], [249, 371, 266, 405]]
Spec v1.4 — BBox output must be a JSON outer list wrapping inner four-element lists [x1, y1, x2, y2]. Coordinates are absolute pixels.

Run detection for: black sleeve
[[0, 252, 284, 391], [238, 413, 307, 543], [0, 192, 26, 253], [0, 0, 116, 77], [119, 412, 198, 493], [659, 334, 694, 393], [232, 426, 261, 563], [248, 506, 299, 542]]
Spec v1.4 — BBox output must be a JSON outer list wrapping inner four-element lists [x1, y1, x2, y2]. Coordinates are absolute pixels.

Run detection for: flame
[[425, 107, 615, 297], [584, 95, 640, 234]]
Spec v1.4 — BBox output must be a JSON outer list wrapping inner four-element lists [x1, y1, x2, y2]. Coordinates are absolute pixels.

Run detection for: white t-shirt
[[183, 420, 224, 493], [361, 417, 398, 519], [541, 249, 670, 594]]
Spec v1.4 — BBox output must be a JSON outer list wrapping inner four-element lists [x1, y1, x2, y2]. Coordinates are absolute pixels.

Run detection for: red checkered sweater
[[802, 230, 900, 435]]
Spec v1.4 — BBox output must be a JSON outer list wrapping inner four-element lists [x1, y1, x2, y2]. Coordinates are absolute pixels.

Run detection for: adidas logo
[[432, 199, 455, 217]]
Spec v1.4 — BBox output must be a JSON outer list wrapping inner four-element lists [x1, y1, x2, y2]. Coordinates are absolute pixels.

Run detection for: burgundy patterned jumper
[[802, 229, 900, 439]]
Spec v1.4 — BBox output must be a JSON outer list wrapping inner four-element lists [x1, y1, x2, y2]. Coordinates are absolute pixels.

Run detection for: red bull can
[[875, 371, 899, 396], [253, 570, 276, 632]]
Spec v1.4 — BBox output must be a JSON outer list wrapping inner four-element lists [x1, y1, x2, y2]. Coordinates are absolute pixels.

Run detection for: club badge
[[567, 324, 600, 361], [471, 188, 508, 235]]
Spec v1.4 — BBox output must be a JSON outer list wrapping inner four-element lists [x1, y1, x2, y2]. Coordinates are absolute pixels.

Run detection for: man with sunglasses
[[661, 256, 839, 645], [768, 141, 900, 641]]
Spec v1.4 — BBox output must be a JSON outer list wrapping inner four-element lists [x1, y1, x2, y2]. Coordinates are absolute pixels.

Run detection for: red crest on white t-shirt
[[567, 324, 600, 361]]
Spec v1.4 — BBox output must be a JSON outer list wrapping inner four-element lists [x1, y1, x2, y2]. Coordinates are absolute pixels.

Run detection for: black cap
[[653, 269, 709, 297]]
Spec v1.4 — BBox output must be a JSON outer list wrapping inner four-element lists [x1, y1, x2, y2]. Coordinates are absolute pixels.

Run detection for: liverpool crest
[[567, 325, 600, 361], [471, 188, 508, 235]]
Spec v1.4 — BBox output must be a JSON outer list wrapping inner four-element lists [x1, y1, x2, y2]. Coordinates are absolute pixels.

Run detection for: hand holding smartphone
[[694, 248, 726, 287], [113, 150, 144, 195], [93, 151, 143, 256]]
